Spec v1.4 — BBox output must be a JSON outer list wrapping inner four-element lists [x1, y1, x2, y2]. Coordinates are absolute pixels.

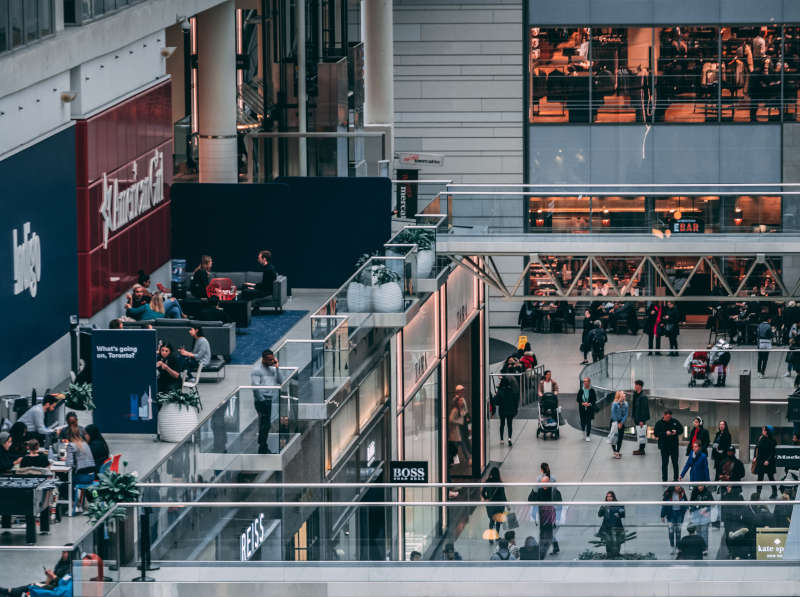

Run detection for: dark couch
[[214, 272, 289, 312], [122, 318, 236, 360]]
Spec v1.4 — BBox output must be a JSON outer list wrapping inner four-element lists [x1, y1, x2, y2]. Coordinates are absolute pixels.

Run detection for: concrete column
[[363, 0, 394, 125], [297, 0, 307, 176], [197, 0, 237, 183]]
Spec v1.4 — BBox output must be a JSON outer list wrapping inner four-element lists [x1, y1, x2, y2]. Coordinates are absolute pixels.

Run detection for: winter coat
[[755, 434, 777, 475], [681, 451, 710, 482], [711, 429, 732, 466], [598, 505, 625, 532], [689, 487, 715, 527], [632, 391, 650, 423], [654, 417, 682, 451], [686, 425, 711, 455], [576, 387, 597, 421], [497, 376, 520, 418], [662, 306, 681, 337], [660, 489, 688, 523]]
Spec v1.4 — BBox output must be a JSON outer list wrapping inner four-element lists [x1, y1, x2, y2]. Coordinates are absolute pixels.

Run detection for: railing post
[[739, 370, 751, 462], [131, 507, 156, 582]]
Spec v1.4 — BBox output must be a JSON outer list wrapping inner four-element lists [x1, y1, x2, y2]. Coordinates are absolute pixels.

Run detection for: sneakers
[[508, 439, 513, 447], [584, 436, 591, 442], [785, 372, 792, 377], [499, 439, 505, 445]]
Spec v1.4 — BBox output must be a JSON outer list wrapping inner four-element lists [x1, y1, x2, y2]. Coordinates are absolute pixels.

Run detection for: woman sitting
[[84, 425, 110, 476], [17, 439, 50, 469], [64, 429, 96, 514], [156, 343, 183, 393]]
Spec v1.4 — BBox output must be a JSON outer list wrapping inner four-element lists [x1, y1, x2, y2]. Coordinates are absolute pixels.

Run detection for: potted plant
[[394, 229, 436, 278], [346, 253, 374, 313], [64, 382, 95, 426], [87, 465, 140, 565], [157, 388, 202, 442], [371, 265, 403, 313]]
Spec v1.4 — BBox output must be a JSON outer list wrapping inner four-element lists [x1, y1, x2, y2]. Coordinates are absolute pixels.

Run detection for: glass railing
[[97, 484, 800, 568], [581, 348, 797, 444], [390, 180, 452, 220]]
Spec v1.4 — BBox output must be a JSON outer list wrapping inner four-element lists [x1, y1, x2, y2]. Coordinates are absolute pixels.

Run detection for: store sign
[[100, 149, 165, 248], [756, 529, 787, 560], [775, 446, 800, 469], [390, 460, 428, 483], [395, 169, 418, 218], [672, 217, 705, 233], [12, 222, 41, 298], [395, 152, 445, 168], [240, 513, 267, 561]]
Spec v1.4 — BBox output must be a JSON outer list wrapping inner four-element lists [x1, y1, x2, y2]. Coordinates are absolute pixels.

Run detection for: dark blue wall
[[171, 178, 392, 289], [0, 127, 79, 380]]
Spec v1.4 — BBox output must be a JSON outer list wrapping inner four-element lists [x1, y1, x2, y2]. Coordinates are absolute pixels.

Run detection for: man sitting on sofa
[[241, 250, 277, 301]]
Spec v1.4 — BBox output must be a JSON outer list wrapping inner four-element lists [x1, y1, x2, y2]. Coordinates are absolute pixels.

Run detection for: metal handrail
[[136, 480, 800, 488]]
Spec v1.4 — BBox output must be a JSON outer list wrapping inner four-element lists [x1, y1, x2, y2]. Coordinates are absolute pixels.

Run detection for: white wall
[[0, 334, 71, 396], [393, 0, 524, 328]]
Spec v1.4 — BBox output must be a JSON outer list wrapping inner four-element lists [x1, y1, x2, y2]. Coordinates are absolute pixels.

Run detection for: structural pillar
[[363, 0, 394, 160], [197, 0, 237, 183], [739, 370, 751, 462]]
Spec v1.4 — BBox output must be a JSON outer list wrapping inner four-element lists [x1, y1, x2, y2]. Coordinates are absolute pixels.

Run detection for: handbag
[[505, 511, 520, 530], [751, 447, 758, 474], [607, 424, 619, 444]]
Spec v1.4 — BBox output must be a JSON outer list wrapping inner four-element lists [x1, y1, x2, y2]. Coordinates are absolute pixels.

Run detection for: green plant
[[394, 228, 433, 250], [373, 264, 401, 286], [578, 549, 656, 561], [87, 465, 140, 523], [354, 252, 379, 285], [157, 388, 202, 412], [588, 528, 639, 558], [64, 382, 95, 411]]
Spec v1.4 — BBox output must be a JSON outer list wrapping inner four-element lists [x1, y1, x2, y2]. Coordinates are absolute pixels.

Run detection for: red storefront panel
[[76, 81, 173, 318], [78, 203, 171, 317]]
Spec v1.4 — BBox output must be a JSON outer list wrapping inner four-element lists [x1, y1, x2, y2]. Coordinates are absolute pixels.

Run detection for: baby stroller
[[536, 392, 560, 439], [709, 338, 732, 387], [685, 350, 711, 387]]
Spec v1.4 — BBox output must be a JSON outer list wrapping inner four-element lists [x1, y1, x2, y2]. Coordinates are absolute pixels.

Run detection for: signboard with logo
[[91, 329, 157, 434], [389, 461, 429, 484], [76, 81, 173, 317], [395, 152, 445, 168], [395, 169, 418, 218], [0, 127, 78, 382], [775, 446, 800, 469], [240, 513, 267, 561], [402, 295, 438, 401], [671, 217, 705, 233], [756, 528, 788, 560]]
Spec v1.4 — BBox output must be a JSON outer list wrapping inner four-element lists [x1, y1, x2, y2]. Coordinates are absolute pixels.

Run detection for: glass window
[[592, 28, 653, 123], [785, 26, 800, 122], [529, 27, 591, 123], [402, 372, 439, 560], [0, 0, 8, 52], [654, 26, 719, 122], [328, 398, 357, 469], [104, 0, 115, 12], [723, 26, 781, 122], [358, 360, 387, 430], [10, 0, 22, 47], [37, 0, 51, 37], [402, 295, 437, 402], [23, 0, 36, 42]]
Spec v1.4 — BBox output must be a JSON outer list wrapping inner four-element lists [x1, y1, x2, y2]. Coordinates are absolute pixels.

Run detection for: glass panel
[[592, 28, 653, 123], [529, 27, 590, 123], [10, 0, 22, 47], [785, 26, 800, 122], [358, 359, 387, 430], [37, 0, 50, 36], [104, 0, 115, 11], [329, 397, 357, 468], [23, 0, 35, 43], [654, 26, 719, 122], [723, 26, 781, 122], [0, 0, 8, 51], [93, 0, 103, 16]]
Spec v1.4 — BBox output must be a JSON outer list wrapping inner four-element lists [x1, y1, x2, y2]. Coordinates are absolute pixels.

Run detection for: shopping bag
[[710, 505, 720, 524], [607, 424, 619, 444], [505, 511, 520, 530]]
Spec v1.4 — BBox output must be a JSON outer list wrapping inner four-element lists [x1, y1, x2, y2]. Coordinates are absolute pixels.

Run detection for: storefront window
[[446, 265, 477, 345], [402, 372, 439, 559], [358, 359, 387, 431], [402, 294, 437, 402], [592, 28, 653, 123], [446, 324, 475, 478], [327, 398, 358, 470]]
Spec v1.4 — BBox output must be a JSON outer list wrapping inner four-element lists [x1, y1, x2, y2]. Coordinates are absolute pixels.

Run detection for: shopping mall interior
[[2, 1, 800, 596]]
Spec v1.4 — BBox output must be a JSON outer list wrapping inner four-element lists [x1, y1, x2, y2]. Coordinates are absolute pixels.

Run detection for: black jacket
[[576, 387, 597, 420], [646, 305, 662, 336], [755, 434, 777, 475], [686, 425, 711, 456], [497, 376, 520, 418], [190, 268, 211, 298], [717, 455, 746, 483], [0, 447, 15, 473], [654, 417, 682, 450], [257, 263, 277, 293], [632, 391, 650, 423], [711, 429, 732, 464], [677, 534, 706, 560], [662, 306, 681, 336]]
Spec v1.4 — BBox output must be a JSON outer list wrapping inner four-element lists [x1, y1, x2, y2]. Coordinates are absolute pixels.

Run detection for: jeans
[[757, 351, 769, 375], [254, 400, 272, 454], [579, 413, 592, 437], [164, 299, 183, 319], [661, 445, 679, 481], [667, 521, 682, 547], [612, 423, 623, 453], [499, 416, 514, 440], [757, 470, 777, 496]]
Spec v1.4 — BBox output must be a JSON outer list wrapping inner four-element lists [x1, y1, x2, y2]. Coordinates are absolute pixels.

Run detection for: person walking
[[609, 390, 628, 459], [497, 360, 521, 447], [529, 475, 560, 559], [711, 420, 732, 480], [662, 301, 681, 356], [481, 467, 507, 544], [597, 491, 626, 558], [588, 321, 608, 363], [689, 484, 714, 552], [754, 425, 778, 498], [686, 417, 710, 457], [537, 370, 559, 398], [660, 485, 688, 555], [631, 379, 650, 455], [250, 349, 282, 454], [681, 441, 710, 482], [580, 310, 593, 364], [718, 445, 746, 495], [576, 377, 597, 442], [676, 524, 707, 560], [756, 317, 773, 377], [654, 410, 682, 482], [535, 464, 566, 555], [646, 302, 663, 355]]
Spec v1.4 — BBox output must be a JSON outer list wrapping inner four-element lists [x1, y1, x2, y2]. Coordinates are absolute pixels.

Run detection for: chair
[[207, 277, 237, 301], [73, 472, 97, 514], [182, 363, 203, 394]]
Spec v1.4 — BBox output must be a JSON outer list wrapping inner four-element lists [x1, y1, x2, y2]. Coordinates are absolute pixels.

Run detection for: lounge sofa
[[122, 318, 236, 360]]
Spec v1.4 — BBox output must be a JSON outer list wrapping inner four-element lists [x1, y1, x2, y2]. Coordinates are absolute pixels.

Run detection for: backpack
[[592, 329, 607, 351]]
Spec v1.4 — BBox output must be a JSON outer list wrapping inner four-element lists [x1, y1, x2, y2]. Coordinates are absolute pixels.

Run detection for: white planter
[[346, 282, 371, 312], [372, 282, 404, 313], [158, 403, 200, 443], [417, 249, 435, 278]]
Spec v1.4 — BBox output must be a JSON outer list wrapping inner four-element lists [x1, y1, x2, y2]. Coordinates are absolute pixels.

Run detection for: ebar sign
[[389, 461, 428, 484]]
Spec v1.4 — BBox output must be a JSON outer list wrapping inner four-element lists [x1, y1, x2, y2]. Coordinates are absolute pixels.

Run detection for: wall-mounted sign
[[395, 168, 418, 218], [12, 222, 41, 298], [240, 513, 266, 561], [395, 152, 445, 168], [775, 446, 800, 469], [390, 460, 428, 484], [100, 149, 165, 248], [756, 528, 787, 560], [672, 217, 704, 233]]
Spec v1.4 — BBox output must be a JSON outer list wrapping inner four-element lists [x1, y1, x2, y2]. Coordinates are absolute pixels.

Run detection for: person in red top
[[686, 417, 710, 457], [519, 347, 537, 369]]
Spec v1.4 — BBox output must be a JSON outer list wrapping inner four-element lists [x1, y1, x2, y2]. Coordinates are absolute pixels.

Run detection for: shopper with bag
[[711, 420, 732, 479], [753, 425, 778, 498], [609, 391, 628, 459], [576, 377, 597, 442], [660, 485, 688, 555], [481, 467, 508, 544], [529, 476, 561, 559], [689, 484, 714, 552], [654, 410, 683, 482], [631, 380, 650, 455]]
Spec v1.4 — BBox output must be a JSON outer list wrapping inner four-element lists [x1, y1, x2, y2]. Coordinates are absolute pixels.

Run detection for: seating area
[[213, 272, 289, 312], [121, 318, 237, 361]]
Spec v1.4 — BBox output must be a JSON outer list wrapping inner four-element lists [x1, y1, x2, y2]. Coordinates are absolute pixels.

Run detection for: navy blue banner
[[92, 329, 157, 434], [0, 127, 78, 380]]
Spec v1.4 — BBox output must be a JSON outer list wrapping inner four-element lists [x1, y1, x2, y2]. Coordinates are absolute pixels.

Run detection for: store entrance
[[358, 477, 388, 561], [446, 318, 482, 480]]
